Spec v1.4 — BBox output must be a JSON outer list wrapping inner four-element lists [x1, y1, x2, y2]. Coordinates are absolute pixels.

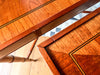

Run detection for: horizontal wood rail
[[0, 0, 99, 59]]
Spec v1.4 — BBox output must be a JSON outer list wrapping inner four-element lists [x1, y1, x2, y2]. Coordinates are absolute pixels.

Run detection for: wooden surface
[[47, 15, 100, 54], [73, 36, 100, 75], [0, 0, 49, 26], [0, 0, 99, 59], [38, 8, 100, 75], [0, 0, 85, 50], [0, 36, 52, 75]]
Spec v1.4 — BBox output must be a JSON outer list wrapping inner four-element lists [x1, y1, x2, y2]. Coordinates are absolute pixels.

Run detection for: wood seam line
[[0, 0, 55, 29], [69, 32, 100, 54], [69, 32, 100, 75], [69, 54, 85, 75], [27, 38, 38, 59]]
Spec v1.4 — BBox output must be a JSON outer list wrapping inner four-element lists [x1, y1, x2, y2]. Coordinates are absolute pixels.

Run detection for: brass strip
[[69, 32, 100, 75], [69, 54, 85, 75], [70, 32, 100, 54], [0, 0, 55, 29]]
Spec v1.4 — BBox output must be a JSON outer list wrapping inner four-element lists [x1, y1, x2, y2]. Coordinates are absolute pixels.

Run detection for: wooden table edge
[[37, 7, 100, 74], [0, 0, 87, 50], [38, 7, 100, 47], [0, 0, 99, 59]]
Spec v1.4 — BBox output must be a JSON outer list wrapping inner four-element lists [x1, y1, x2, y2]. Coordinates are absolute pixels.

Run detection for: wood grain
[[73, 36, 100, 75], [0, 0, 86, 51], [39, 7, 100, 47], [46, 49, 82, 75], [47, 13, 100, 54], [0, 0, 50, 26], [74, 54, 100, 75], [0, 0, 99, 59], [38, 8, 100, 75]]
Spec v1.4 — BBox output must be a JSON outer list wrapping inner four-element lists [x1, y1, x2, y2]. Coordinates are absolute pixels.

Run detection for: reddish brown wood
[[95, 36, 100, 44], [46, 49, 82, 75], [52, 7, 100, 40], [0, 0, 86, 51], [38, 8, 100, 75], [74, 55, 100, 75], [0, 0, 49, 26], [83, 11, 92, 13], [39, 7, 100, 47], [0, 0, 99, 59], [73, 36, 100, 75]]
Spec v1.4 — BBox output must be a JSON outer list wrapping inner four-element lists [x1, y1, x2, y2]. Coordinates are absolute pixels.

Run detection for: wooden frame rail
[[0, 0, 99, 59], [37, 8, 100, 75]]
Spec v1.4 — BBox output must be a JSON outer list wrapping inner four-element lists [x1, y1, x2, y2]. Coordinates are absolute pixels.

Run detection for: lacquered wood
[[73, 36, 100, 75], [0, 0, 99, 59], [47, 15, 100, 54], [46, 49, 82, 75], [38, 7, 100, 47], [0, 0, 87, 51], [74, 55, 100, 75], [0, 0, 49, 26], [38, 8, 100, 75]]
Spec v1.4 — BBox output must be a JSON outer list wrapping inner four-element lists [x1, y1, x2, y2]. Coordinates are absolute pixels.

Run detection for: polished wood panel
[[73, 36, 100, 75], [74, 55, 100, 75], [47, 12, 100, 54], [38, 8, 100, 75], [46, 49, 82, 75], [0, 0, 49, 26], [0, 0, 86, 51], [1, 0, 99, 59]]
